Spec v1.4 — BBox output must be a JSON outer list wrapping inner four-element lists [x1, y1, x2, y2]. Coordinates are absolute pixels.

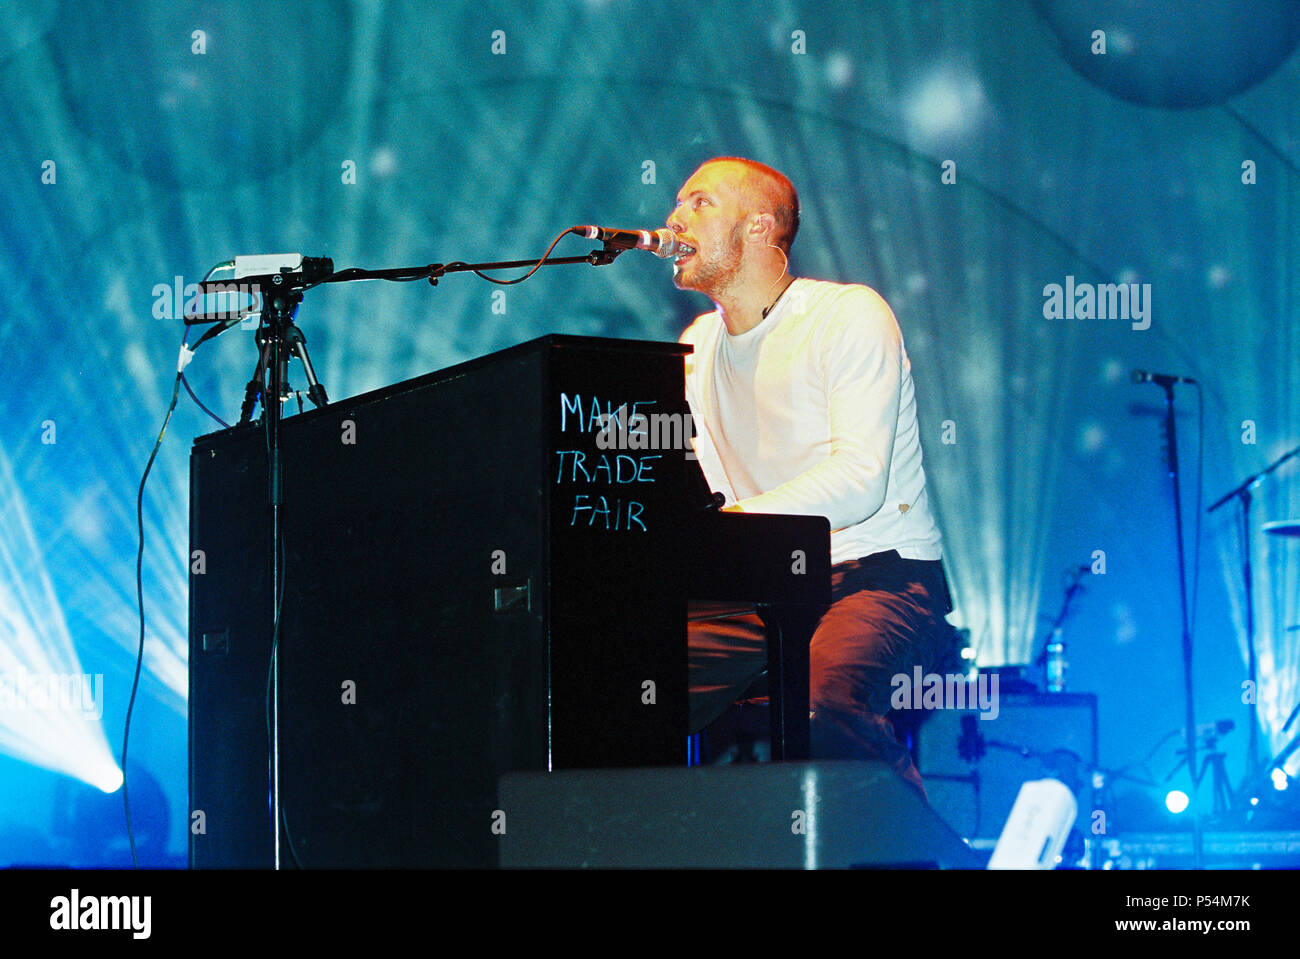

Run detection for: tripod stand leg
[[285, 323, 328, 409], [239, 328, 272, 425]]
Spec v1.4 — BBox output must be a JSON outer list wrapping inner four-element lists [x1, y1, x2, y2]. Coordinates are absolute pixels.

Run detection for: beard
[[673, 222, 745, 295]]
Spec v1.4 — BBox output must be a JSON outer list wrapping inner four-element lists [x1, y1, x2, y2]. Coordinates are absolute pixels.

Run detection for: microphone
[[572, 226, 691, 259], [1177, 719, 1234, 742], [1132, 369, 1197, 387]]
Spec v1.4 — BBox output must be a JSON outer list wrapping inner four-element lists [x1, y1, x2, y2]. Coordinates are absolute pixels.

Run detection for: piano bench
[[711, 673, 919, 763], [691, 673, 795, 765], [687, 597, 820, 762]]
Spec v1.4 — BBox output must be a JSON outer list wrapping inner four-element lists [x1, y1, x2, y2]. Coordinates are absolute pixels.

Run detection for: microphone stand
[[957, 716, 1160, 868], [1032, 564, 1089, 669], [198, 242, 625, 868], [1263, 709, 1300, 786], [314, 246, 626, 288], [1207, 443, 1300, 797], [193, 269, 322, 868], [254, 276, 307, 871], [1156, 380, 1202, 869], [1162, 727, 1235, 819]]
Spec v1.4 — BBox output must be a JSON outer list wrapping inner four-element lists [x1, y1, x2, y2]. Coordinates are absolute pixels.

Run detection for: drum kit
[[1196, 441, 1300, 821], [1213, 439, 1300, 814], [1258, 518, 1300, 793]]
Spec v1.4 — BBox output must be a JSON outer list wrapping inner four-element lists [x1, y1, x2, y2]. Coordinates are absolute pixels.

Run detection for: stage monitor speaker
[[497, 760, 983, 868], [916, 691, 1097, 841]]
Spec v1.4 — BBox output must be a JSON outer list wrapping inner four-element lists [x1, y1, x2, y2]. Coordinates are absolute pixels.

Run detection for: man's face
[[666, 162, 749, 296]]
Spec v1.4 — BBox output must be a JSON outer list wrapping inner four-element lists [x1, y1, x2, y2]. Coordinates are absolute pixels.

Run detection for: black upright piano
[[189, 334, 829, 867]]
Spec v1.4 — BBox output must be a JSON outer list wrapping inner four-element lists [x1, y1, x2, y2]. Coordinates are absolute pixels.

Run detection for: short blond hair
[[701, 157, 800, 253]]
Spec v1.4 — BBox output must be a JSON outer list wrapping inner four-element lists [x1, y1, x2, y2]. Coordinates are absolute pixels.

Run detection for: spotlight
[[1270, 768, 1289, 792], [94, 765, 124, 794], [1165, 790, 1190, 814]]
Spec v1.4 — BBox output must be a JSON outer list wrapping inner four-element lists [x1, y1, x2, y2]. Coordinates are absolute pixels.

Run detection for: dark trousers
[[688, 551, 955, 796]]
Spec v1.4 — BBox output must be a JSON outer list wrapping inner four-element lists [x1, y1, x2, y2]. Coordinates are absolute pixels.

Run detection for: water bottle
[[1045, 628, 1067, 692]]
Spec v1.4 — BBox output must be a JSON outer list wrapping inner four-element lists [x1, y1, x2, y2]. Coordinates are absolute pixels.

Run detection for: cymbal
[[1263, 520, 1300, 538]]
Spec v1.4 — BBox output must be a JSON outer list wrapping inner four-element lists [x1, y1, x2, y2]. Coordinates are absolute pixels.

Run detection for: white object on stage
[[987, 778, 1078, 869]]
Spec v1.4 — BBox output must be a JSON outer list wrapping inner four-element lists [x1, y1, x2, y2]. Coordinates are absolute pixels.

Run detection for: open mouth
[[674, 243, 697, 263]]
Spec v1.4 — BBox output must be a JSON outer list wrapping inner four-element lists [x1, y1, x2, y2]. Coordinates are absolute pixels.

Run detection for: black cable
[[179, 262, 240, 428], [125, 283, 228, 866], [445, 226, 576, 284], [316, 266, 435, 284], [126, 365, 183, 867], [262, 519, 303, 868], [181, 372, 230, 429]]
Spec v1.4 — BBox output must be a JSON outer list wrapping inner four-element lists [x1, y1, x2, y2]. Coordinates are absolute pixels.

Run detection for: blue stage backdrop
[[0, 0, 1297, 865]]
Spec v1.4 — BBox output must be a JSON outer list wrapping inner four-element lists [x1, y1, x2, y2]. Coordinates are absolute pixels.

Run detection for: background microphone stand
[[1207, 442, 1300, 798], [1032, 562, 1089, 672], [1153, 378, 1203, 869]]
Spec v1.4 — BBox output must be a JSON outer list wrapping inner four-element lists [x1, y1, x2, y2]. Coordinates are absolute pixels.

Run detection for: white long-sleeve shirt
[[680, 277, 942, 566]]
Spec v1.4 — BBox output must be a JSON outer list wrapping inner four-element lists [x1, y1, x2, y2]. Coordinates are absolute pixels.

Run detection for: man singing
[[668, 156, 954, 796]]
